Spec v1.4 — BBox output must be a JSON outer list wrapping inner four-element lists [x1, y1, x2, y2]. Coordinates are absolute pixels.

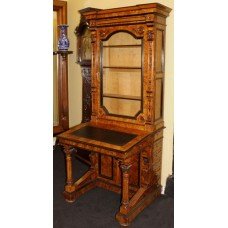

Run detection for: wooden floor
[[53, 146, 174, 228]]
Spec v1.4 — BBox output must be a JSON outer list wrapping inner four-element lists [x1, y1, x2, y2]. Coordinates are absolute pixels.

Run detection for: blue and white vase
[[58, 25, 70, 51]]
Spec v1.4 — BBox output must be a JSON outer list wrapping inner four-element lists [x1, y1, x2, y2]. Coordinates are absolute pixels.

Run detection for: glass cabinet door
[[101, 32, 142, 118]]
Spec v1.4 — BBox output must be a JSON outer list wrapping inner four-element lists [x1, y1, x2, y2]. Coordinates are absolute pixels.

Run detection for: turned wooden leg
[[63, 145, 76, 203], [120, 163, 132, 214], [116, 163, 132, 226]]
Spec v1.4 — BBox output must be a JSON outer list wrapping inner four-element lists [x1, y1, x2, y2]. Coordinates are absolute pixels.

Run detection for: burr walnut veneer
[[57, 3, 171, 226]]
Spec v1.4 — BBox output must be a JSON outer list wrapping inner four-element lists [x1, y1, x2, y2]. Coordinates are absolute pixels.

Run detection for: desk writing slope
[[57, 3, 171, 226], [72, 126, 137, 146]]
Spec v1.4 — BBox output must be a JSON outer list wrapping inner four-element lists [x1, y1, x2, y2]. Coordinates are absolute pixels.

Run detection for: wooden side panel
[[155, 30, 164, 73], [152, 137, 163, 184], [129, 155, 140, 187], [99, 154, 113, 179], [155, 79, 163, 120]]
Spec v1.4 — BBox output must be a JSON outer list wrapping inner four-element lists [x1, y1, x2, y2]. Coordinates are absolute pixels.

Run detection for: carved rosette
[[133, 26, 144, 37]]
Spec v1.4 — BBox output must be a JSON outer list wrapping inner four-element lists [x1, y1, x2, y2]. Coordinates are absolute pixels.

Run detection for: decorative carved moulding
[[83, 3, 171, 28]]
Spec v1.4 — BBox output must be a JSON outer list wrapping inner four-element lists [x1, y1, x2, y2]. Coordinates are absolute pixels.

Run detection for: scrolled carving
[[99, 29, 110, 39], [137, 113, 146, 123]]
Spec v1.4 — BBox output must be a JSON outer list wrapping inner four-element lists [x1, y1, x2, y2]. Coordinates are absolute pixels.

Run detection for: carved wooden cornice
[[82, 3, 171, 28]]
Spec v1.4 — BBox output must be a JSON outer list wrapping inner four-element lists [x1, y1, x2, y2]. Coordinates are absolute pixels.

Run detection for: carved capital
[[147, 31, 154, 41], [120, 164, 132, 173], [63, 145, 73, 155], [91, 33, 96, 43]]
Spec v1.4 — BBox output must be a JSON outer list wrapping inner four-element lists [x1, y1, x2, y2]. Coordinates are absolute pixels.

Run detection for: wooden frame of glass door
[[53, 0, 69, 135]]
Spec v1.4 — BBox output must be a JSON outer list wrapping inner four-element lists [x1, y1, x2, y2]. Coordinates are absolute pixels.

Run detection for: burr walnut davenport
[[57, 3, 171, 226]]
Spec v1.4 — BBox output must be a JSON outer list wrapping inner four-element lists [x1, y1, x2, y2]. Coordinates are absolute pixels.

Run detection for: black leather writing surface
[[72, 126, 137, 146]]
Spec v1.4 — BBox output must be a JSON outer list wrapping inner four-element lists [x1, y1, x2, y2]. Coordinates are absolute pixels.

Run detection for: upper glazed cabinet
[[83, 3, 171, 131]]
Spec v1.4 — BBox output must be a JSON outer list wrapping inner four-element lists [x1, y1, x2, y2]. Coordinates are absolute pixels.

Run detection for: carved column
[[63, 145, 76, 202], [120, 163, 132, 214]]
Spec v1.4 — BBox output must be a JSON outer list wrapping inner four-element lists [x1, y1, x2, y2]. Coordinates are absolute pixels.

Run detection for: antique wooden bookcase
[[57, 3, 171, 226]]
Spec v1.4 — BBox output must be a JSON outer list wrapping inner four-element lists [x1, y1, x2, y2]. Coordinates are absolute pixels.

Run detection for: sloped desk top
[[71, 125, 137, 146], [57, 122, 153, 159]]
